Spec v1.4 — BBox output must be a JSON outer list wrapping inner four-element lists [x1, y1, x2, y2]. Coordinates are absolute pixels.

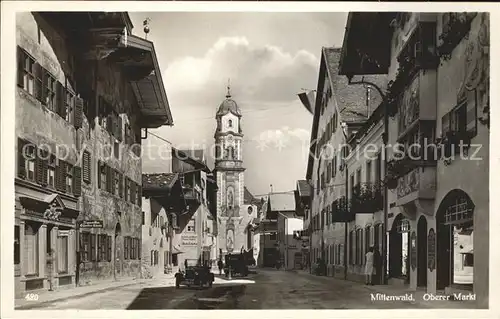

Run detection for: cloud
[[163, 36, 319, 107], [252, 127, 310, 151]]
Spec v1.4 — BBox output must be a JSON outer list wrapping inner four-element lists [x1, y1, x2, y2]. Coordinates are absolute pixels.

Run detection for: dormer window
[[228, 119, 233, 128]]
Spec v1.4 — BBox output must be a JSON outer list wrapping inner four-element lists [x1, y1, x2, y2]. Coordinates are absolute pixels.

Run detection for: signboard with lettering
[[410, 231, 417, 271], [181, 234, 198, 246], [79, 220, 103, 228], [427, 228, 436, 271]]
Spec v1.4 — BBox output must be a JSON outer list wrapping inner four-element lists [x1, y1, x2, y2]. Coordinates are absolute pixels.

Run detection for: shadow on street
[[126, 283, 247, 309]]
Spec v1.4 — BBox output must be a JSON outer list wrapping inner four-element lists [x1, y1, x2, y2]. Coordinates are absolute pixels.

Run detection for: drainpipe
[[344, 164, 349, 280], [346, 75, 388, 285]]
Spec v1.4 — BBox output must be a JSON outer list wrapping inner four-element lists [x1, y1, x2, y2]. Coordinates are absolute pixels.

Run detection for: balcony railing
[[349, 183, 383, 214], [331, 196, 354, 222]]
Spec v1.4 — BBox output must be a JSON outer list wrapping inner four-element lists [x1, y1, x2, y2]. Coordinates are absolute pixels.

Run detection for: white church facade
[[213, 87, 261, 261]]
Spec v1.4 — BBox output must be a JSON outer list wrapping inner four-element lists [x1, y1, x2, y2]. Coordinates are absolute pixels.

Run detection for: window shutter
[[119, 173, 124, 198], [130, 181, 136, 204], [17, 139, 27, 178], [107, 113, 113, 134], [466, 90, 477, 138], [124, 237, 129, 260], [74, 96, 84, 129], [138, 183, 142, 206], [33, 63, 44, 103], [83, 151, 91, 183], [90, 234, 96, 262], [17, 47, 24, 88], [107, 235, 112, 262], [441, 112, 451, 136], [124, 177, 128, 201], [56, 81, 66, 118], [73, 166, 82, 197], [97, 235, 102, 262], [35, 149, 45, 184], [97, 160, 102, 188], [117, 115, 122, 141], [106, 165, 113, 193], [55, 161, 65, 191]]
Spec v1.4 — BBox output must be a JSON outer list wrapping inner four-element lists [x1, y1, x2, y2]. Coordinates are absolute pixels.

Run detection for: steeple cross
[[226, 78, 231, 98]]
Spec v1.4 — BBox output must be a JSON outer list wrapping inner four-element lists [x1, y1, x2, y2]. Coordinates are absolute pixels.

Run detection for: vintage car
[[175, 259, 215, 288], [224, 250, 254, 277]]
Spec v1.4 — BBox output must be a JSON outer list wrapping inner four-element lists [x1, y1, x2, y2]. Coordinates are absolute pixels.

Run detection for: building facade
[[303, 47, 385, 278], [339, 12, 489, 307], [15, 12, 172, 296], [277, 212, 304, 270]]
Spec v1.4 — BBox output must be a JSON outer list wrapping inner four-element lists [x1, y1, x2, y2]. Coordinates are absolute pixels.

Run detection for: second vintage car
[[175, 259, 215, 288]]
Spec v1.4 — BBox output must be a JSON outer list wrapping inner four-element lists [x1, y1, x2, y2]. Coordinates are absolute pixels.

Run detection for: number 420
[[25, 293, 39, 301]]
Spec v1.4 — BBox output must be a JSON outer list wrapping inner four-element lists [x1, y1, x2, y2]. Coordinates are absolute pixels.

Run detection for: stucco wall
[[16, 13, 143, 285]]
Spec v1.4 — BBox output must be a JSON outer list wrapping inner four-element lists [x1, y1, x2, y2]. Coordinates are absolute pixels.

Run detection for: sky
[[130, 12, 348, 196]]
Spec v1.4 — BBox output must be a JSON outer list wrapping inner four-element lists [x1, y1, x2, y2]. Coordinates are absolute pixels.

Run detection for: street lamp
[[345, 74, 389, 285]]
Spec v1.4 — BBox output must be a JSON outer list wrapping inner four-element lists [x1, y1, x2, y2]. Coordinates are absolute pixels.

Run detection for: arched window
[[228, 119, 233, 127]]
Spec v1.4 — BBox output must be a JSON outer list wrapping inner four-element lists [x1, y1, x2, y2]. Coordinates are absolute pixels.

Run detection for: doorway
[[417, 216, 428, 287], [436, 189, 474, 291], [114, 223, 122, 279], [389, 214, 410, 283]]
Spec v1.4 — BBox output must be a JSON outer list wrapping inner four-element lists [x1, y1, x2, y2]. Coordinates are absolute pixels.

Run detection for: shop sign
[[427, 228, 436, 271], [79, 220, 103, 228], [410, 231, 417, 271], [181, 234, 197, 246]]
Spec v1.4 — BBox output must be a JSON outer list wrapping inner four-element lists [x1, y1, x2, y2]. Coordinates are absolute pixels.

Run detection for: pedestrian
[[365, 246, 375, 285], [217, 258, 224, 275], [184, 259, 188, 271]]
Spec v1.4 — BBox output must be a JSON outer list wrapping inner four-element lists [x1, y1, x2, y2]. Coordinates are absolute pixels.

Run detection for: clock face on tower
[[227, 135, 233, 142]]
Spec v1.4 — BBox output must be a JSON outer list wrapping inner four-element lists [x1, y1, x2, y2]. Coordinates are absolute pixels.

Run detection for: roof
[[178, 149, 206, 164], [339, 12, 396, 76], [268, 193, 296, 212], [172, 148, 210, 172], [244, 187, 261, 206], [142, 173, 179, 190], [216, 90, 242, 118], [296, 180, 311, 198]]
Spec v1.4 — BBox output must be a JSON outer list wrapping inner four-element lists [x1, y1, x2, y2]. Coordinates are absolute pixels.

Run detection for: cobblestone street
[[16, 269, 476, 310]]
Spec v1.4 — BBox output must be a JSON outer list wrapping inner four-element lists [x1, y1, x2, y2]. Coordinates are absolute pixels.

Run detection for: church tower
[[214, 83, 246, 256]]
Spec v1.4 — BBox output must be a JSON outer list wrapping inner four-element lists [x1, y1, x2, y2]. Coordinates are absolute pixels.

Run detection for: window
[[124, 236, 130, 260], [25, 144, 36, 181], [366, 161, 372, 184], [356, 229, 363, 265], [80, 232, 90, 262], [99, 162, 106, 190], [66, 164, 73, 193], [114, 142, 120, 160], [17, 48, 35, 95], [269, 233, 276, 240], [365, 226, 371, 255], [90, 234, 97, 262], [349, 230, 355, 265], [114, 170, 120, 196], [65, 89, 75, 123], [47, 155, 55, 187], [57, 234, 69, 273], [44, 72, 57, 111], [25, 224, 39, 276], [463, 253, 474, 267], [187, 219, 196, 232], [14, 226, 20, 265], [142, 212, 145, 225], [228, 119, 233, 127]]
